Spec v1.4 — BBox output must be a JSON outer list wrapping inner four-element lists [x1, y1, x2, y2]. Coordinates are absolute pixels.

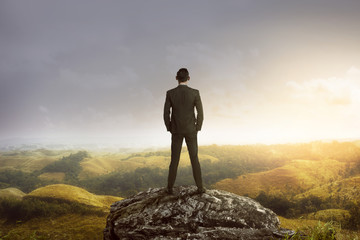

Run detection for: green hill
[[0, 149, 76, 172], [0, 214, 106, 240], [0, 188, 26, 200], [215, 159, 348, 198], [294, 175, 360, 202], [305, 209, 350, 223], [79, 152, 218, 179], [26, 184, 122, 209], [38, 172, 65, 181]]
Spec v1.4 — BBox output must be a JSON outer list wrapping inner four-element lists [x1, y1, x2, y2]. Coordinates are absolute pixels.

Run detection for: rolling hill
[[26, 184, 122, 209], [294, 175, 360, 202], [0, 149, 76, 172], [214, 159, 348, 198], [79, 152, 219, 179], [0, 187, 26, 200], [0, 214, 106, 240], [38, 172, 66, 181], [305, 209, 350, 223], [2, 142, 360, 239]]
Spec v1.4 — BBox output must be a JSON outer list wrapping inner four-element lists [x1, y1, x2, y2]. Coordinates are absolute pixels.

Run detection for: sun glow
[[200, 66, 360, 145]]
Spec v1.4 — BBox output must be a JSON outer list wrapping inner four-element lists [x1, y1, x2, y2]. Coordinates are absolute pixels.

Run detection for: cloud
[[58, 66, 138, 90], [43, 116, 54, 129], [249, 48, 260, 58], [165, 42, 253, 85], [347, 66, 360, 75], [2, 1, 360, 145], [286, 67, 360, 106], [38, 105, 49, 113]]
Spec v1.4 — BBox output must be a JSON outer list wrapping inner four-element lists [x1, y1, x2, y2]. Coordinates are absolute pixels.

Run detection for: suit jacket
[[164, 85, 204, 134]]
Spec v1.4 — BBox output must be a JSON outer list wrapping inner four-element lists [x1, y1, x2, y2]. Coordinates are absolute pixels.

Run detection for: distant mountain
[[0, 138, 157, 151]]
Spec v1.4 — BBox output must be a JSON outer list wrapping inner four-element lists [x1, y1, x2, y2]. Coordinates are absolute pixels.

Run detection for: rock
[[104, 186, 291, 240]]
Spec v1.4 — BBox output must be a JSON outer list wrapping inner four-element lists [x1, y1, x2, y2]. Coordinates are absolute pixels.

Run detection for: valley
[[1, 141, 360, 239]]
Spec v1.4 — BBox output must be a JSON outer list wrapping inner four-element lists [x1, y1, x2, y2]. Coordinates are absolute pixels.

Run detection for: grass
[[0, 150, 76, 173], [305, 209, 350, 223], [79, 155, 143, 179], [279, 216, 360, 240], [0, 188, 26, 200], [79, 152, 218, 179], [0, 197, 106, 223], [0, 214, 106, 240], [214, 159, 347, 198], [38, 172, 65, 182], [26, 184, 122, 209], [1, 215, 359, 240], [294, 175, 360, 202]]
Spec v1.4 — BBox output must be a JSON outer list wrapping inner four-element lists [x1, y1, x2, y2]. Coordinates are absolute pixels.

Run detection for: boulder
[[104, 186, 293, 240]]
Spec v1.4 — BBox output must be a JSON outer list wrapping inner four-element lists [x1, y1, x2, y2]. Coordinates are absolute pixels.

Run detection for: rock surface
[[104, 186, 291, 240]]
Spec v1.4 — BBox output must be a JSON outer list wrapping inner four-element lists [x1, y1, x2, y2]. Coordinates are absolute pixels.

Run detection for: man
[[163, 68, 205, 194]]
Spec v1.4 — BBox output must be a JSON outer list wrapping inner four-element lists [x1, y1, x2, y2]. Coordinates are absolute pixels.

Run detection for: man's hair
[[176, 68, 189, 82]]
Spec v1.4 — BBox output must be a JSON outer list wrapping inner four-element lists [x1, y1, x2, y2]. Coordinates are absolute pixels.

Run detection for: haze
[[1, 0, 360, 148]]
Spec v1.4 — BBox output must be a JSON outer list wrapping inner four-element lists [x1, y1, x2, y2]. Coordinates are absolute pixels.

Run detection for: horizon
[[1, 136, 359, 151]]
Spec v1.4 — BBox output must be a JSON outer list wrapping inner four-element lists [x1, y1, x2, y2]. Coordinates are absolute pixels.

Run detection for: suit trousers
[[167, 131, 203, 189]]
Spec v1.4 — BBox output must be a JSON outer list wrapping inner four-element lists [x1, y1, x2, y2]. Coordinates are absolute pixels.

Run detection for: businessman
[[163, 68, 205, 194]]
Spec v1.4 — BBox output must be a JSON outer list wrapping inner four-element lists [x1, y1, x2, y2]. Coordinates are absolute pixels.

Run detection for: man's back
[[163, 68, 205, 195], [164, 85, 203, 134]]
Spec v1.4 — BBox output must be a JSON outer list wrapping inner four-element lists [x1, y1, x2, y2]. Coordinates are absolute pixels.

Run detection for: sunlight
[[200, 66, 360, 145]]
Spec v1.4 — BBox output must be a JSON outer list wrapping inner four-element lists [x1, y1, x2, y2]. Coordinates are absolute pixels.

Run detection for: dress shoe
[[165, 187, 173, 194], [197, 187, 206, 194]]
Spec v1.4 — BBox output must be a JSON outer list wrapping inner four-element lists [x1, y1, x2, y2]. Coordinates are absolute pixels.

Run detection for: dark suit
[[164, 84, 204, 190]]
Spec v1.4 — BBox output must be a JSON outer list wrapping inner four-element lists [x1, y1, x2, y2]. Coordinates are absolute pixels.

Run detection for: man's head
[[176, 68, 190, 83]]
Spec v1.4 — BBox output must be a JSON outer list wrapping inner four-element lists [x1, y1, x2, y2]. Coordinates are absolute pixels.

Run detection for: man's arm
[[163, 91, 171, 132], [195, 90, 203, 131]]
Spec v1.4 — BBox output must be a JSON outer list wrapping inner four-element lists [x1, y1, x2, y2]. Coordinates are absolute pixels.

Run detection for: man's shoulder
[[166, 86, 200, 94], [186, 86, 198, 91], [166, 87, 177, 95], [167, 86, 178, 92], [187, 86, 200, 95]]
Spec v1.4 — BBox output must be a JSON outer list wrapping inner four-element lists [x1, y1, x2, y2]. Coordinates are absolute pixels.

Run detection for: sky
[[1, 0, 360, 148]]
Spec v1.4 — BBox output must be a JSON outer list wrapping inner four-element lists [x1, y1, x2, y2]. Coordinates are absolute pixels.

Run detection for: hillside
[[305, 209, 350, 223], [79, 152, 219, 179], [0, 149, 76, 172], [0, 214, 106, 240], [79, 153, 138, 178], [214, 159, 348, 198], [278, 216, 360, 239], [294, 175, 360, 202], [1, 142, 360, 239], [26, 184, 122, 209], [0, 187, 26, 200], [38, 172, 66, 181]]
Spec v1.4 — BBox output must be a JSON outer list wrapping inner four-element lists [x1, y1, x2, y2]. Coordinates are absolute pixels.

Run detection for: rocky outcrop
[[104, 186, 293, 240]]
